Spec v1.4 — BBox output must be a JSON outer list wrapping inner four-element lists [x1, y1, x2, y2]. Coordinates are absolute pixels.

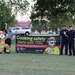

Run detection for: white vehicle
[[12, 27, 32, 35]]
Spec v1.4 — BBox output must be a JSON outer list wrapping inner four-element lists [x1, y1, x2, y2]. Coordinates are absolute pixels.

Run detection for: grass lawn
[[0, 43, 75, 75]]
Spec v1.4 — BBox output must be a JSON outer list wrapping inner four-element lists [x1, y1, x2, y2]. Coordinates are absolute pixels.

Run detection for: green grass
[[0, 43, 75, 75]]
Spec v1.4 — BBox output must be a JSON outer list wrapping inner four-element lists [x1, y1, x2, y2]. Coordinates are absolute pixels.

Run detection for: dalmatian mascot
[[0, 31, 10, 54], [43, 37, 60, 55]]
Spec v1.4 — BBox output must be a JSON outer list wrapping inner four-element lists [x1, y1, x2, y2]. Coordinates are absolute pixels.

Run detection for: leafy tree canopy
[[0, 2, 15, 30], [30, 0, 75, 32], [0, 0, 29, 14], [31, 0, 75, 18], [0, 0, 29, 30]]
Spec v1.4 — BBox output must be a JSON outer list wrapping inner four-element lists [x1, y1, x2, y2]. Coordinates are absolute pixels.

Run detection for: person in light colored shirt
[[4, 27, 13, 53]]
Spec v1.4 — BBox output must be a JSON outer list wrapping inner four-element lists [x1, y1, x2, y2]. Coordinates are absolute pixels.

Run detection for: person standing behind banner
[[4, 27, 13, 53], [67, 26, 75, 56], [60, 24, 68, 55], [7, 27, 13, 46]]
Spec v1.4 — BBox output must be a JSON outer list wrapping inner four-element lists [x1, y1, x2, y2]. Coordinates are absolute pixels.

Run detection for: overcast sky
[[16, 0, 35, 22]]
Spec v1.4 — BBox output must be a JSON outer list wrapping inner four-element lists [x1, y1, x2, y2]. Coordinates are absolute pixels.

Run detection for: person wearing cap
[[60, 24, 68, 55], [67, 26, 75, 56]]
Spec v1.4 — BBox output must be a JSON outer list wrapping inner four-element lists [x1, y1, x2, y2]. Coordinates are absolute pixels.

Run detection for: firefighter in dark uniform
[[60, 25, 68, 55], [67, 26, 75, 56]]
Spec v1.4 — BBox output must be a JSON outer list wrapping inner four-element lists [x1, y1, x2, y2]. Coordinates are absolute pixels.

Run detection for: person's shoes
[[65, 53, 68, 55], [59, 54, 62, 55], [73, 54, 75, 56], [68, 54, 72, 56], [6, 52, 11, 54], [0, 52, 2, 54]]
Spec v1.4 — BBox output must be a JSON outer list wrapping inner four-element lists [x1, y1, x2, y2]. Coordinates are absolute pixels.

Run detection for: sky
[[16, 0, 35, 22]]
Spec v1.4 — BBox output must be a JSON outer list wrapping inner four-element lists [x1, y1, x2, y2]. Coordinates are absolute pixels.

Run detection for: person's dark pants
[[60, 39, 68, 55], [4, 38, 11, 53], [69, 40, 75, 55]]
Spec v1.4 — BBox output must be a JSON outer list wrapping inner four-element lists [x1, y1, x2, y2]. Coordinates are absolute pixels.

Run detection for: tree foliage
[[0, 1, 16, 30], [31, 0, 75, 32], [8, 0, 29, 14], [32, 20, 48, 33], [0, 0, 29, 14], [0, 0, 29, 30]]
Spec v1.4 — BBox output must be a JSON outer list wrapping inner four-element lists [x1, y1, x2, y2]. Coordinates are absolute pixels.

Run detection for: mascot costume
[[44, 37, 60, 55], [0, 31, 10, 54]]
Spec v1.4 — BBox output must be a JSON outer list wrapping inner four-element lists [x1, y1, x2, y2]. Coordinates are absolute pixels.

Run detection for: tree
[[8, 0, 29, 14], [32, 20, 48, 33], [0, 2, 15, 30], [30, 0, 75, 31], [0, 0, 29, 30], [0, 0, 29, 14]]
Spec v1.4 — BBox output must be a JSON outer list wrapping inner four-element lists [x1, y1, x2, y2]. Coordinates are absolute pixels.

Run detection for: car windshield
[[16, 28, 20, 30], [12, 27, 20, 30], [22, 28, 30, 29], [12, 27, 31, 31]]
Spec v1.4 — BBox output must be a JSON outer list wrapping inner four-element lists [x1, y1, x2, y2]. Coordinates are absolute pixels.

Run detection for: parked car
[[12, 27, 32, 35]]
